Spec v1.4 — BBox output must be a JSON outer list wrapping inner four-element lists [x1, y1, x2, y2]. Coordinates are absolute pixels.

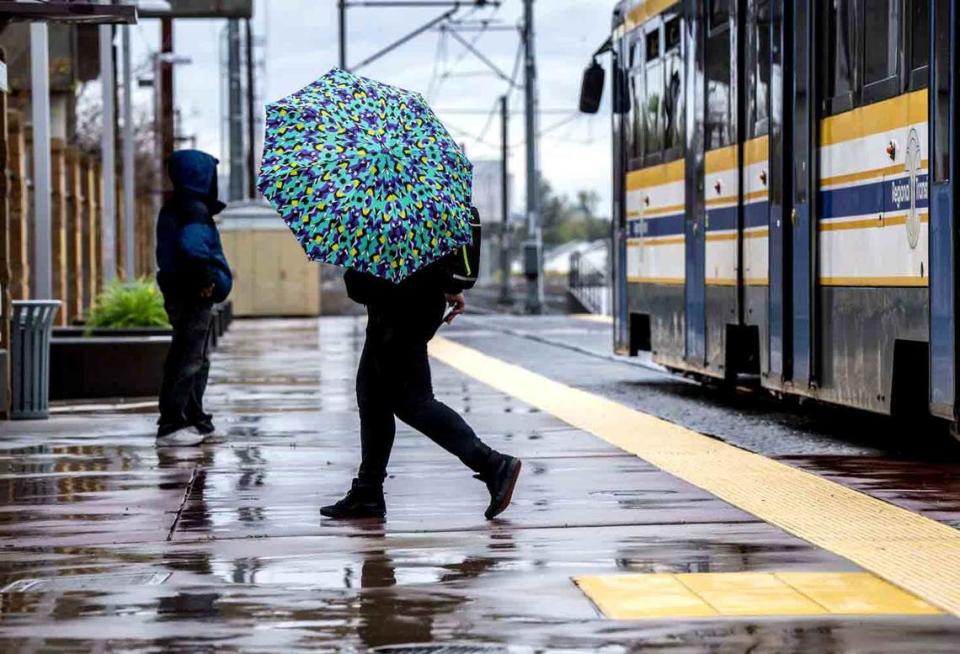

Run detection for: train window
[[663, 15, 684, 155], [645, 27, 660, 62], [933, 0, 949, 182], [823, 0, 858, 115], [862, 0, 902, 103], [908, 0, 929, 90], [705, 28, 732, 149], [644, 24, 664, 161], [747, 0, 771, 138], [630, 66, 647, 162], [665, 14, 681, 51], [709, 0, 730, 31]]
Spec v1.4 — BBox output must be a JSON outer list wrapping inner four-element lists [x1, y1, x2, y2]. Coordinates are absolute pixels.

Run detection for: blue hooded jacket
[[156, 150, 233, 303]]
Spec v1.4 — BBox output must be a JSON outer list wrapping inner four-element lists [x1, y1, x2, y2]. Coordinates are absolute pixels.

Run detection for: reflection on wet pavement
[[0, 317, 959, 651]]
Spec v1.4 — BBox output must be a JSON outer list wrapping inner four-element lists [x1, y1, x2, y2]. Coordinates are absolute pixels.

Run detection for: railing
[[568, 251, 610, 315]]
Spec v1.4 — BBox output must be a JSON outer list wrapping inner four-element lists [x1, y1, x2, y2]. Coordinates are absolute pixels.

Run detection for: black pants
[[356, 319, 493, 486], [158, 298, 214, 434]]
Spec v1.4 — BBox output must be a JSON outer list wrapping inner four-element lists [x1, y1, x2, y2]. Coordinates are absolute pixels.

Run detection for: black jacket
[[156, 150, 233, 302], [345, 260, 463, 341]]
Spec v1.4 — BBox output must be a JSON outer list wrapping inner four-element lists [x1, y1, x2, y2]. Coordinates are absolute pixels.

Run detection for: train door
[[699, 0, 740, 374], [790, 0, 818, 386], [929, 0, 960, 421], [767, 0, 792, 382], [742, 0, 771, 373], [612, 29, 630, 354], [684, 0, 707, 365]]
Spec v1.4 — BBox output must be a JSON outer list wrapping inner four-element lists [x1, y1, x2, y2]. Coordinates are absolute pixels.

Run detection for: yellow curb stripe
[[428, 337, 960, 616]]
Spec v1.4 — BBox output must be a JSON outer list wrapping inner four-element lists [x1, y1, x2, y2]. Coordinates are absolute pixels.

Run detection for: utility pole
[[30, 23, 52, 298], [499, 95, 512, 306], [122, 25, 135, 280], [522, 0, 543, 314], [100, 24, 117, 283], [227, 19, 244, 202], [245, 17, 257, 199], [159, 18, 175, 184], [338, 0, 347, 69]]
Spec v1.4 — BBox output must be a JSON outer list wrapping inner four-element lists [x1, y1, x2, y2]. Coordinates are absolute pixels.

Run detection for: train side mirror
[[579, 59, 605, 114]]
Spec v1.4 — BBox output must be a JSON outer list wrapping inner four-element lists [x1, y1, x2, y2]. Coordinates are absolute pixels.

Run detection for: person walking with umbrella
[[259, 70, 521, 520]]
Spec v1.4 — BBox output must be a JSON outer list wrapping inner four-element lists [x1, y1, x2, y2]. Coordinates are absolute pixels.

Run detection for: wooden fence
[[4, 109, 157, 325]]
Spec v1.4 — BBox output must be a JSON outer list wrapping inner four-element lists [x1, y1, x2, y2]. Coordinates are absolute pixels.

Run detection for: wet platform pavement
[[2, 315, 960, 651]]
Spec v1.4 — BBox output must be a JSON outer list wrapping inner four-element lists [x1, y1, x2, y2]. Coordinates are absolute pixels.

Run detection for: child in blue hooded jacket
[[155, 150, 233, 447]]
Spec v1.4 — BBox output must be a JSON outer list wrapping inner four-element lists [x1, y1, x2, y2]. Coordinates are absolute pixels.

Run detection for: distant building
[[471, 159, 512, 225]]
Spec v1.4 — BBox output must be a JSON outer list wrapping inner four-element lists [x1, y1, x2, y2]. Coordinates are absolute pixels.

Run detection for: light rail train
[[580, 0, 960, 432]]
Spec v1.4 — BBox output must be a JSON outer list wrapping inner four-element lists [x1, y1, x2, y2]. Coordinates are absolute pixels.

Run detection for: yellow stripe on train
[[626, 159, 684, 191], [820, 89, 927, 147], [623, 0, 680, 32]]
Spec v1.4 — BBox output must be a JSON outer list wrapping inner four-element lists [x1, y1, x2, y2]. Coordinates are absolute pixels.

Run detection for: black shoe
[[475, 454, 522, 520], [320, 479, 386, 519]]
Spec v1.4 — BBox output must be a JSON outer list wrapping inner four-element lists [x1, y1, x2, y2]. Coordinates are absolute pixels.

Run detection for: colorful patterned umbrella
[[257, 69, 474, 283]]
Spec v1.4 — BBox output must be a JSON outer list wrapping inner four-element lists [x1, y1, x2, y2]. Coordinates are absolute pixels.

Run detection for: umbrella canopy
[[257, 69, 474, 283]]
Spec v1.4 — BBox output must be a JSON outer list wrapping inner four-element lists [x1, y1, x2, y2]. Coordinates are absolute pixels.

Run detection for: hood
[[167, 150, 226, 214]]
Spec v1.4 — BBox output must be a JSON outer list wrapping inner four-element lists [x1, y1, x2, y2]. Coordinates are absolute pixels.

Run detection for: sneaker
[[476, 454, 522, 520], [320, 479, 386, 519], [191, 416, 217, 438], [156, 426, 207, 448]]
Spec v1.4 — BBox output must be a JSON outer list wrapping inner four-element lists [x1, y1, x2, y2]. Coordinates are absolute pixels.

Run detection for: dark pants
[[356, 316, 493, 486], [158, 298, 214, 434]]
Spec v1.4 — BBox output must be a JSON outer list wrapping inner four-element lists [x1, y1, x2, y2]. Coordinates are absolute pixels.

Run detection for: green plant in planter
[[86, 278, 170, 331]]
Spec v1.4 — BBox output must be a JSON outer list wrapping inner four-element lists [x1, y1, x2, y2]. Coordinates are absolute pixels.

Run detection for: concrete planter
[[50, 336, 171, 401], [53, 326, 173, 338], [49, 301, 233, 402]]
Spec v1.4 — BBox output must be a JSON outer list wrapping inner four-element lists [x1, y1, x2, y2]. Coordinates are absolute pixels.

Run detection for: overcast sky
[[129, 0, 614, 215]]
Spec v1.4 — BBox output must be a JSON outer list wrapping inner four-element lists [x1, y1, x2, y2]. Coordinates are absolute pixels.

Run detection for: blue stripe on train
[[743, 201, 769, 229], [627, 203, 771, 238], [625, 175, 926, 237], [627, 213, 685, 238], [819, 174, 929, 219], [707, 201, 769, 231]]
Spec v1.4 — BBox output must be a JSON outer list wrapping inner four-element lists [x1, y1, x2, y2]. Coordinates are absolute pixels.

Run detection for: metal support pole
[[522, 0, 543, 314], [245, 17, 256, 199], [160, 19, 174, 166], [499, 95, 512, 306], [227, 19, 244, 202], [30, 23, 52, 299], [121, 26, 135, 280], [338, 0, 347, 69], [99, 25, 117, 284]]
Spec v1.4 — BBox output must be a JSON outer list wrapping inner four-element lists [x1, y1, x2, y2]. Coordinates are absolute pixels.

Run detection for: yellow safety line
[[428, 337, 960, 617]]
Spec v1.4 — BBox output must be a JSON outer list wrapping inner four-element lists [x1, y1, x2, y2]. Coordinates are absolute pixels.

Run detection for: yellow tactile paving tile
[[429, 336, 960, 616], [776, 572, 943, 615], [576, 574, 717, 619], [677, 573, 826, 616], [574, 573, 942, 619]]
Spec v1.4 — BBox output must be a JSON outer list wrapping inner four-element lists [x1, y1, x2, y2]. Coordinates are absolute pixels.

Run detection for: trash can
[[10, 300, 61, 420]]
